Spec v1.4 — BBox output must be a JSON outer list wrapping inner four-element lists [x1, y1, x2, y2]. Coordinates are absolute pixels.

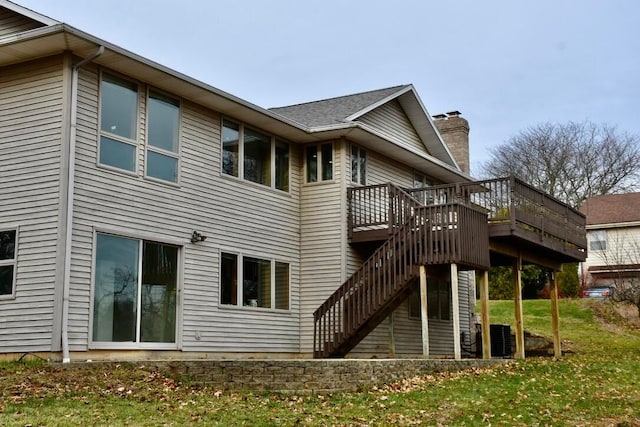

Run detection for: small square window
[[589, 230, 607, 251]]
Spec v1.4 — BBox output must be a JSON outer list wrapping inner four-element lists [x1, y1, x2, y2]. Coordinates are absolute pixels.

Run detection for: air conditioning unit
[[490, 324, 512, 358]]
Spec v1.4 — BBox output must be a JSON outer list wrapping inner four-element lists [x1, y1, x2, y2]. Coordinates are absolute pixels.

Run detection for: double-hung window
[[0, 229, 17, 298], [351, 145, 367, 185], [99, 73, 138, 172], [222, 119, 289, 191], [589, 230, 607, 251], [146, 91, 180, 183], [305, 143, 333, 183], [92, 233, 179, 345], [220, 252, 289, 310]]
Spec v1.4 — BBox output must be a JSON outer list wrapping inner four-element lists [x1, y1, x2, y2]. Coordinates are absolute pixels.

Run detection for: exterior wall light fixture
[[191, 231, 207, 243]]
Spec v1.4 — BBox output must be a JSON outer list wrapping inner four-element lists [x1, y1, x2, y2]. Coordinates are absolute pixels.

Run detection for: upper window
[[589, 230, 607, 251], [305, 143, 333, 183], [0, 229, 17, 298], [146, 91, 180, 183], [222, 119, 289, 191], [351, 145, 366, 185], [92, 233, 178, 345], [99, 73, 138, 172], [220, 252, 289, 310]]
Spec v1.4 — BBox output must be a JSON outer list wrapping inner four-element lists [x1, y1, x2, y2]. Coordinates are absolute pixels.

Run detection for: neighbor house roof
[[270, 85, 409, 128], [580, 193, 640, 226]]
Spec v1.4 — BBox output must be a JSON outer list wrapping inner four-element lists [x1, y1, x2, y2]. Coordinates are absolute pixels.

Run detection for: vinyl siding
[[299, 140, 344, 353], [68, 66, 301, 353], [0, 6, 45, 37], [357, 100, 430, 157], [0, 56, 64, 353]]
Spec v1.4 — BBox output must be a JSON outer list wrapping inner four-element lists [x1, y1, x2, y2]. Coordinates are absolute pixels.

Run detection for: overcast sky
[[15, 0, 640, 175]]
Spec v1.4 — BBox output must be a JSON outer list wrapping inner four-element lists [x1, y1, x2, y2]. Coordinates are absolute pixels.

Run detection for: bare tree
[[481, 121, 640, 208], [585, 230, 640, 317]]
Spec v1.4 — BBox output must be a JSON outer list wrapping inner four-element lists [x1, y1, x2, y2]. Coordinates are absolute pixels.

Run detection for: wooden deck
[[349, 177, 587, 269]]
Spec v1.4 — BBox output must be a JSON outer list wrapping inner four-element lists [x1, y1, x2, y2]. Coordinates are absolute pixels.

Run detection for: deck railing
[[406, 176, 587, 254], [314, 202, 489, 358]]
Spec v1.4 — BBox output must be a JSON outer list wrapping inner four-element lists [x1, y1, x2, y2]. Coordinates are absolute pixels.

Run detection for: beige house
[[0, 1, 586, 362], [580, 193, 640, 293]]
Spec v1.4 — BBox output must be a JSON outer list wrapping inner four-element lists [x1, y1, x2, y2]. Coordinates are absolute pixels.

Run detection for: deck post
[[451, 263, 461, 360], [550, 271, 562, 358], [479, 270, 491, 359], [513, 258, 525, 359], [419, 265, 429, 358]]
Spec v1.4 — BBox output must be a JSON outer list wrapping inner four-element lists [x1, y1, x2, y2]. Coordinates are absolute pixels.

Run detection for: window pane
[[101, 74, 137, 140], [244, 128, 271, 186], [147, 150, 178, 183], [0, 230, 16, 260], [275, 262, 289, 310], [222, 120, 239, 177], [243, 257, 271, 308], [351, 145, 359, 183], [408, 291, 420, 319], [221, 253, 238, 305], [439, 281, 450, 321], [427, 280, 439, 320], [359, 148, 367, 185], [0, 265, 14, 295], [321, 143, 333, 181], [100, 136, 136, 171], [306, 145, 318, 183], [148, 91, 179, 153], [140, 241, 178, 343], [275, 140, 289, 191], [93, 234, 139, 342]]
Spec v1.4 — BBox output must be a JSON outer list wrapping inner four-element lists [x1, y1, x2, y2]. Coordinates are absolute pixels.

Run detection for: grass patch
[[1, 299, 639, 426]]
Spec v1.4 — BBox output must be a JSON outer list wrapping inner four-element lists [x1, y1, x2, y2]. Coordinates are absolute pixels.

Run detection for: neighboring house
[[0, 1, 586, 362], [580, 193, 640, 291]]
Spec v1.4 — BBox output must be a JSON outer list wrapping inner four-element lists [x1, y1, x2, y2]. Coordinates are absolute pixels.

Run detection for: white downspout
[[62, 46, 104, 363]]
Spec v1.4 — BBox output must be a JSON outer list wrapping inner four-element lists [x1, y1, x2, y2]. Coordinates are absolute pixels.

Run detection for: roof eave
[[0, 0, 59, 26]]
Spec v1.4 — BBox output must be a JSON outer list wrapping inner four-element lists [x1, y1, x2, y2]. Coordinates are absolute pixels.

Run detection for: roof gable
[[271, 85, 459, 170], [580, 192, 640, 226], [269, 85, 407, 128]]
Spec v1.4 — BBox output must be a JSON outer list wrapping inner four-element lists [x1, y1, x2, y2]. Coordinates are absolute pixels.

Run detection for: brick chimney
[[433, 111, 470, 174]]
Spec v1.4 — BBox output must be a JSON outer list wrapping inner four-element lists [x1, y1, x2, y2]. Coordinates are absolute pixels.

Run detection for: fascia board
[[0, 0, 59, 26], [586, 222, 640, 230]]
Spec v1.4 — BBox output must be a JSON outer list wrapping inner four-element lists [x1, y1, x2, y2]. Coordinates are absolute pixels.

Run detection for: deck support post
[[550, 271, 562, 358], [451, 263, 461, 360], [513, 258, 525, 359], [479, 270, 492, 359], [419, 265, 429, 358]]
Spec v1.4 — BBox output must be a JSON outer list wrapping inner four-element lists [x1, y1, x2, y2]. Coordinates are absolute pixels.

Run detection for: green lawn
[[1, 299, 639, 426]]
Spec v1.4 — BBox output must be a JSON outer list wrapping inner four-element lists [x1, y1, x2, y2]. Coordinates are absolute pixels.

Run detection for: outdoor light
[[191, 231, 207, 243]]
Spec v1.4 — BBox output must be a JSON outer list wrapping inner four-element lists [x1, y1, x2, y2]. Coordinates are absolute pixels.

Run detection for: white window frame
[[589, 230, 607, 251], [221, 118, 290, 192], [97, 71, 140, 175], [0, 226, 18, 300], [89, 229, 183, 350], [304, 142, 334, 184], [144, 88, 182, 185], [219, 251, 291, 311]]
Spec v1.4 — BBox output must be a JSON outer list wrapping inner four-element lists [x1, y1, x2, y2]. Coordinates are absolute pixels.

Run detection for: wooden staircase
[[313, 185, 490, 358]]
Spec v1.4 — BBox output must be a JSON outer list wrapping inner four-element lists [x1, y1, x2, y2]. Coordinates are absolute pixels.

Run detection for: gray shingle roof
[[269, 85, 410, 128]]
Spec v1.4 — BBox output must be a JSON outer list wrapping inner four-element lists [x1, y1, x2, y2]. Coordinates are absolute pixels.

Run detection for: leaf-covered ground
[[1, 299, 639, 426]]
